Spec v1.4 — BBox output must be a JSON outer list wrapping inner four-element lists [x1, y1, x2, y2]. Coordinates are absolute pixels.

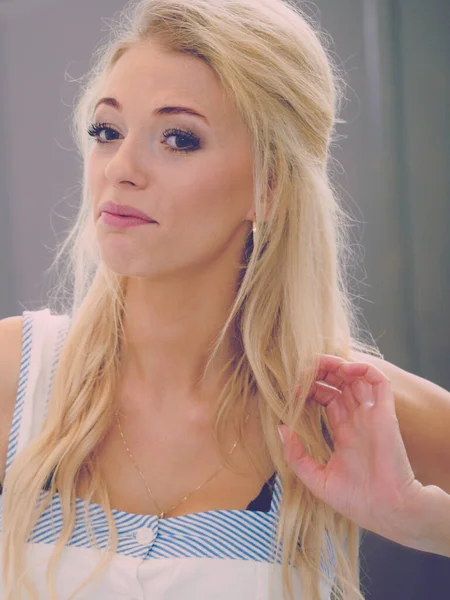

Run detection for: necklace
[[115, 409, 251, 519]]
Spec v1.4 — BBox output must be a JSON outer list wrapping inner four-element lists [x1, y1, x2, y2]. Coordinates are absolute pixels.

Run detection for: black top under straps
[[245, 471, 276, 512]]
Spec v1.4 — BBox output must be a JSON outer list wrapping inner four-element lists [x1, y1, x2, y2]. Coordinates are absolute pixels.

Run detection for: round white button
[[135, 527, 156, 545]]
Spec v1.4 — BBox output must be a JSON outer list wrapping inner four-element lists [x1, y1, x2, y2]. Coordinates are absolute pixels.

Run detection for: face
[[87, 38, 256, 280]]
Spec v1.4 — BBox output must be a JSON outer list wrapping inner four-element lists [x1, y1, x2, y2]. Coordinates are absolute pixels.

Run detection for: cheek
[[181, 155, 253, 223], [86, 155, 99, 195], [174, 177, 234, 234], [86, 148, 110, 182], [86, 153, 109, 213]]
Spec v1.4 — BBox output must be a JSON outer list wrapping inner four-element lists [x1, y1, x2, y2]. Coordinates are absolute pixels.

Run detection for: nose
[[104, 137, 149, 189]]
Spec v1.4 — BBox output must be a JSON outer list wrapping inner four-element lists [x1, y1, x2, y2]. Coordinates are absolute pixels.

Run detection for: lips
[[98, 200, 157, 222]]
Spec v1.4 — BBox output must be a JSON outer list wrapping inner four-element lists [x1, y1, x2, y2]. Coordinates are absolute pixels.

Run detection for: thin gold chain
[[115, 409, 250, 519]]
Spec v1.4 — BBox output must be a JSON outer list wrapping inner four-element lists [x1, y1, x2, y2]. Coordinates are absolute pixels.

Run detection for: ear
[[244, 206, 256, 222], [244, 199, 273, 224], [245, 174, 275, 223]]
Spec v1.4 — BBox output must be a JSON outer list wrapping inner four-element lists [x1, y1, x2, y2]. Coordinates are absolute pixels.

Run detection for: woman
[[0, 0, 448, 598]]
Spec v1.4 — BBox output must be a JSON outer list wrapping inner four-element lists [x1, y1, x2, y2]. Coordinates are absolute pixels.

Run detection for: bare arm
[[403, 484, 450, 558], [351, 351, 450, 494], [0, 316, 23, 488]]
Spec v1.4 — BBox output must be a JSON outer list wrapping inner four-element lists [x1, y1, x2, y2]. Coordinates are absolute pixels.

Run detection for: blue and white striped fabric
[[0, 309, 337, 599]]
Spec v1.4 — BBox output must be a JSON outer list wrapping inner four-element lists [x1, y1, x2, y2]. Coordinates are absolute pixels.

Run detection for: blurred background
[[0, 0, 448, 597]]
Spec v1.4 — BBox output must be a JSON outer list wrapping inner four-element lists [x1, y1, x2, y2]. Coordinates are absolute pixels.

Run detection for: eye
[[161, 128, 201, 154], [86, 123, 201, 155], [87, 122, 120, 144]]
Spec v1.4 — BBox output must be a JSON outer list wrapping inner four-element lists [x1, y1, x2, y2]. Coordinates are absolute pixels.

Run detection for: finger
[[337, 361, 388, 383], [315, 371, 364, 412], [314, 354, 349, 382], [309, 383, 350, 429], [309, 381, 342, 406], [318, 372, 347, 391], [315, 379, 368, 412], [315, 355, 360, 397], [337, 362, 392, 404], [278, 424, 327, 502], [312, 355, 359, 408], [314, 360, 391, 408], [350, 378, 375, 407], [341, 384, 363, 411], [295, 354, 348, 396]]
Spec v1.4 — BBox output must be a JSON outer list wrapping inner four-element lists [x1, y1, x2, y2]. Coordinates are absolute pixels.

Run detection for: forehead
[[100, 39, 238, 127]]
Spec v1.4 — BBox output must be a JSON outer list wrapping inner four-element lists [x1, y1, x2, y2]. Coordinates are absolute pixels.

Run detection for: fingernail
[[278, 425, 285, 444]]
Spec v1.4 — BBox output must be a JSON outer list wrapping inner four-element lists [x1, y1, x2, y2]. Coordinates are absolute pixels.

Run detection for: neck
[[118, 266, 241, 411]]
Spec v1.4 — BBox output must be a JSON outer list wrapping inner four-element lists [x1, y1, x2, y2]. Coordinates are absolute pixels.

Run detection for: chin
[[99, 253, 171, 280], [98, 251, 143, 277]]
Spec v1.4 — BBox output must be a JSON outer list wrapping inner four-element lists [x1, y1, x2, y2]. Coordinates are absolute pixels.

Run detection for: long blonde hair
[[2, 0, 380, 598]]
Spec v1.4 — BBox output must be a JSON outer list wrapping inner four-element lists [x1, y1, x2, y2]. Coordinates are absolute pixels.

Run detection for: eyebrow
[[93, 97, 210, 125]]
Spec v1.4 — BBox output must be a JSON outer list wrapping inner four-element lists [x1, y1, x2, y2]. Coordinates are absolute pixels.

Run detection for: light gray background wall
[[0, 1, 449, 598]]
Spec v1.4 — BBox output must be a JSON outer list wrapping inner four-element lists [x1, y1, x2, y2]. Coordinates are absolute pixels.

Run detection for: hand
[[278, 354, 426, 547]]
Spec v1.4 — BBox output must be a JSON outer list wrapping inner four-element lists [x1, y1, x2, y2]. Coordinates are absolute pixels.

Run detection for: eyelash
[[86, 122, 201, 154]]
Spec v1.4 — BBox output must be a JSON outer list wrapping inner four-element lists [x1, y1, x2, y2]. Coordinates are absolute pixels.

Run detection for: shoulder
[[0, 315, 23, 410], [348, 349, 402, 378], [0, 315, 24, 483], [351, 348, 450, 492]]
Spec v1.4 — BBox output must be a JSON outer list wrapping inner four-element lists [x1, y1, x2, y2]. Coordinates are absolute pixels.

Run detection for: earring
[[252, 220, 257, 236]]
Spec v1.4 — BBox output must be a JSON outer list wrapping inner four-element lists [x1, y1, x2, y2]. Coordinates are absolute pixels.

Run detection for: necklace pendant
[[159, 511, 165, 519]]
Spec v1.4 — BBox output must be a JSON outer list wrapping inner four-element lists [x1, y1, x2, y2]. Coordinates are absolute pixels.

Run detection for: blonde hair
[[1, 0, 380, 598]]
